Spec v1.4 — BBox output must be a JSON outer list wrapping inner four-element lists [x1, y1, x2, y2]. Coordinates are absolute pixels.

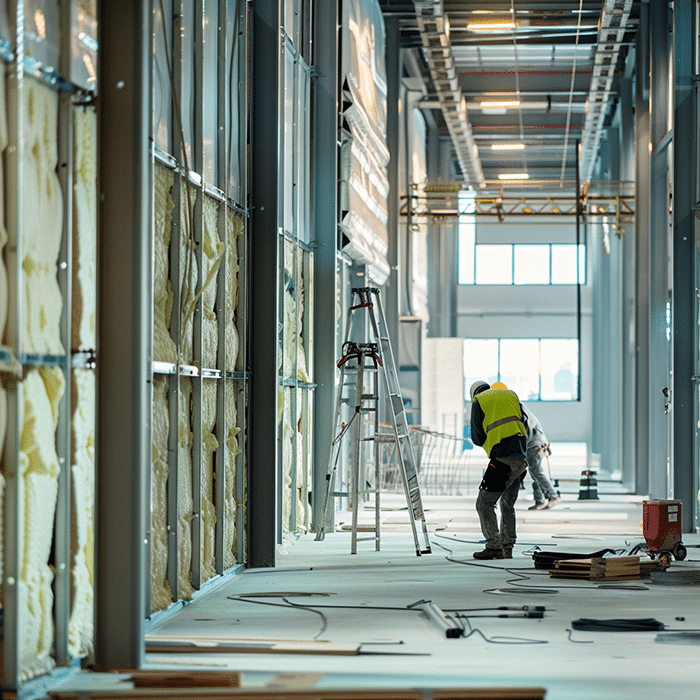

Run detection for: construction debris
[[549, 556, 664, 581]]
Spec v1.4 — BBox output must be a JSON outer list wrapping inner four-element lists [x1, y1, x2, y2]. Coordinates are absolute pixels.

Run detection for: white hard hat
[[470, 380, 490, 400]]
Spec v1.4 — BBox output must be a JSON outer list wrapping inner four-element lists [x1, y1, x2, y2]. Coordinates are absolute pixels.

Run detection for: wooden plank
[[145, 639, 362, 656], [50, 686, 547, 700], [111, 670, 240, 688]]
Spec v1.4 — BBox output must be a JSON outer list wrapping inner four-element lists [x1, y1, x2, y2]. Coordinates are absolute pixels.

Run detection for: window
[[458, 239, 586, 286], [464, 338, 579, 401], [457, 191, 476, 284]]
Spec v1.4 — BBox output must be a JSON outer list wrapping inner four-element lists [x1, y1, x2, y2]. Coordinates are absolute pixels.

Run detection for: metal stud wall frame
[[0, 0, 249, 692]]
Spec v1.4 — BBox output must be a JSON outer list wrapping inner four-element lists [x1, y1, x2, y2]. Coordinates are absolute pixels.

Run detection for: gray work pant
[[475, 462, 527, 549], [527, 444, 557, 503]]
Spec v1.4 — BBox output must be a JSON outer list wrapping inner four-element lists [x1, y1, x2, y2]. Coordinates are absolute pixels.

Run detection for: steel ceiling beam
[[578, 0, 634, 183], [413, 0, 484, 185]]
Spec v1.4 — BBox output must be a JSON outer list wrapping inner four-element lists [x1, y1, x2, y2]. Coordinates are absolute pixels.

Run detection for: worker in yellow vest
[[469, 380, 528, 559]]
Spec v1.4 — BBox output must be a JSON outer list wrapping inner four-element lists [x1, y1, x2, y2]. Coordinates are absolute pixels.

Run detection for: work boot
[[473, 547, 504, 560], [545, 496, 562, 509], [528, 502, 547, 510], [502, 546, 513, 559]]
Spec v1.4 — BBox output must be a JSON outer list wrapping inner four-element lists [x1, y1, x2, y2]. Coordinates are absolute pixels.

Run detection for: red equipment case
[[642, 499, 685, 561]]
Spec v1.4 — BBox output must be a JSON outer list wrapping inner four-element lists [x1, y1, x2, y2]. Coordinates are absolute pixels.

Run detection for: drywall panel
[[421, 337, 464, 434]]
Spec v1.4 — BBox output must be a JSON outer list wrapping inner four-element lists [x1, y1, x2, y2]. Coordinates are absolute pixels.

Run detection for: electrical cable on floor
[[456, 615, 548, 645], [566, 628, 593, 643], [227, 595, 328, 639], [433, 529, 650, 594]]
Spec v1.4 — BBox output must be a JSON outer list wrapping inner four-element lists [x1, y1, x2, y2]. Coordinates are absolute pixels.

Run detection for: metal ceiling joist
[[413, 0, 484, 186], [578, 0, 634, 183]]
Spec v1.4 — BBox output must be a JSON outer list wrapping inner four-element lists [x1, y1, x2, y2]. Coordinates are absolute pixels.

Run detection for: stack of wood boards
[[549, 556, 663, 580]]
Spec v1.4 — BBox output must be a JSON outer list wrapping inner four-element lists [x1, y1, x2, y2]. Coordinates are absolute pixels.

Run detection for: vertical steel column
[[619, 73, 637, 490], [672, 0, 696, 531], [190, 0, 205, 591], [385, 18, 401, 354], [634, 3, 651, 496], [214, 0, 228, 574], [648, 0, 671, 499], [311, 0, 339, 531], [3, 1, 25, 689], [54, 96, 74, 667], [167, 0, 185, 606], [95, 0, 152, 670], [249, 1, 281, 567]]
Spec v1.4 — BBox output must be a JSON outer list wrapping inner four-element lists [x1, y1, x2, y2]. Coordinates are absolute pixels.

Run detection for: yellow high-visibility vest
[[474, 388, 526, 456]]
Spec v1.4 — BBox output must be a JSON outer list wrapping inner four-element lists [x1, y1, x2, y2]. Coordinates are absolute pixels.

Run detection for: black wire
[[566, 628, 593, 643], [457, 615, 548, 645], [227, 595, 329, 640]]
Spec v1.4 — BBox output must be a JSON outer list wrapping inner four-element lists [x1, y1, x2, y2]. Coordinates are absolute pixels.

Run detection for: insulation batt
[[72, 104, 96, 350], [177, 378, 195, 599], [22, 79, 64, 354], [69, 102, 97, 659], [151, 375, 172, 612], [19, 367, 65, 680], [224, 381, 241, 569], [179, 183, 199, 364], [0, 63, 9, 340], [200, 379, 218, 583], [69, 369, 95, 659], [153, 163, 177, 364], [225, 211, 243, 371]]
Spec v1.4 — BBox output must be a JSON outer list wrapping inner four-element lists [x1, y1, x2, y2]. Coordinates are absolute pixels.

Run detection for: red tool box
[[642, 499, 687, 564]]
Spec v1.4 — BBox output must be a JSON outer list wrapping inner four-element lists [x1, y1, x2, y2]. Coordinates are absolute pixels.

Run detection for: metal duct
[[413, 0, 484, 186], [578, 0, 634, 183]]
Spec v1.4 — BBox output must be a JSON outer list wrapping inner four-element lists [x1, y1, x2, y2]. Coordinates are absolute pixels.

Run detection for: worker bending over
[[470, 381, 528, 560], [521, 405, 561, 510]]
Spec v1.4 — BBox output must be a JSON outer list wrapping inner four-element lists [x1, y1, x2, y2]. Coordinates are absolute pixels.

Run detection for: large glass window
[[459, 240, 586, 286], [457, 191, 476, 284], [464, 338, 579, 401]]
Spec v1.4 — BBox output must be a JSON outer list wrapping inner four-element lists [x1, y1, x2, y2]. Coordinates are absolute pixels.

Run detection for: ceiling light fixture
[[498, 173, 529, 180], [491, 143, 525, 151], [481, 100, 520, 108], [467, 21, 516, 30]]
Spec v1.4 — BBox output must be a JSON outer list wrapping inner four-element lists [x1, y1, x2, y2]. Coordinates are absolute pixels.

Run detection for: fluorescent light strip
[[481, 100, 520, 108], [491, 143, 525, 151], [468, 22, 516, 30], [498, 173, 529, 180]]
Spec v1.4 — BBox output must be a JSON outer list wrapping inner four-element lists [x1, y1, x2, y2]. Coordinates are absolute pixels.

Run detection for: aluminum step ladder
[[315, 287, 432, 556]]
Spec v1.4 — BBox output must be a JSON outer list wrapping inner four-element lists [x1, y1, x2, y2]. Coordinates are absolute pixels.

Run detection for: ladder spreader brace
[[315, 287, 432, 556]]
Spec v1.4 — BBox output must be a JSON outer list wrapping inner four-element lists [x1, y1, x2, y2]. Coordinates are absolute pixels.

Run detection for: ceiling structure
[[379, 0, 639, 198]]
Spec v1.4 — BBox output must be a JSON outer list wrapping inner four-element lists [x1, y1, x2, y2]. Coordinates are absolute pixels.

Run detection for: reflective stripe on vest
[[474, 388, 526, 456]]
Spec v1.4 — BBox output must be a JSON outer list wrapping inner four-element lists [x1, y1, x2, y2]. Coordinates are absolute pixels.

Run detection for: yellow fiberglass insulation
[[177, 377, 195, 599], [153, 163, 176, 364], [200, 379, 218, 583], [201, 197, 223, 370], [223, 381, 241, 569], [151, 375, 172, 612], [179, 183, 198, 365], [72, 104, 96, 351], [19, 366, 65, 681], [0, 68, 9, 343], [281, 388, 294, 534], [22, 78, 64, 355], [225, 211, 243, 372], [68, 368, 95, 659]]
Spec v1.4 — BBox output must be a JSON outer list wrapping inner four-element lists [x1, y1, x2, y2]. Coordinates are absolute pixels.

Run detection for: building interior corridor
[[0, 1, 699, 699]]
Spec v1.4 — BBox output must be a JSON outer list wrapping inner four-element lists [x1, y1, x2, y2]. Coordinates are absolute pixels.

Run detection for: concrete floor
[[53, 491, 700, 700]]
